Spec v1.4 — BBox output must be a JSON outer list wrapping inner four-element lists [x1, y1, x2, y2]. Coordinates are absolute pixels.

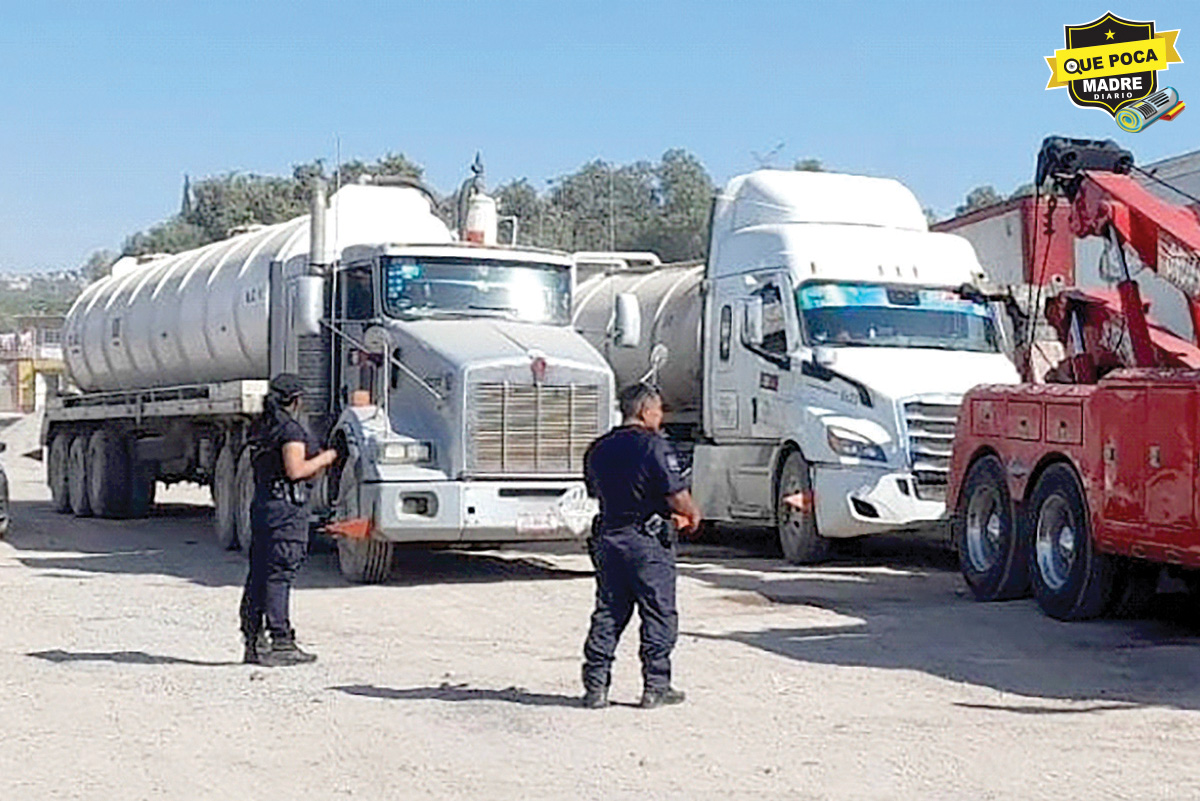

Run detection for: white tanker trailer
[[574, 169, 1020, 562], [44, 176, 614, 582]]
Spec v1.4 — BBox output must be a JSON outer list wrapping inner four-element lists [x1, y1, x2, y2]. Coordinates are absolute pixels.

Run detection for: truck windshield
[[382, 256, 572, 325], [796, 282, 1000, 353]]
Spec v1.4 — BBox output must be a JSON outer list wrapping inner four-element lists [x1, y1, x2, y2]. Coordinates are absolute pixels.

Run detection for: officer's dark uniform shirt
[[584, 426, 688, 533], [251, 417, 320, 541]]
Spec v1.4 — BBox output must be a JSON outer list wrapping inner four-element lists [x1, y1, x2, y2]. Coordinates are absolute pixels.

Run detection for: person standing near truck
[[581, 383, 702, 709], [239, 373, 338, 666]]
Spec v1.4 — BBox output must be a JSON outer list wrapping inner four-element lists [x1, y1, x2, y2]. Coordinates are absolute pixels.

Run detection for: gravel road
[[3, 418, 1200, 800]]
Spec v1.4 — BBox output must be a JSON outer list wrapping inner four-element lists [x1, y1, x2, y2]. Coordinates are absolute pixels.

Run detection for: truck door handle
[[752, 398, 758, 424], [1149, 445, 1161, 469]]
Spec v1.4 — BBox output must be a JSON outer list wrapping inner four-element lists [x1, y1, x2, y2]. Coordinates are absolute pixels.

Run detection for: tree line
[[69, 150, 1029, 286]]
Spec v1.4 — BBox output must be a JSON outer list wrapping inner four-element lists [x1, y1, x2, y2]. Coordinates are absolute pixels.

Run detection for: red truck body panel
[[949, 371, 1200, 569]]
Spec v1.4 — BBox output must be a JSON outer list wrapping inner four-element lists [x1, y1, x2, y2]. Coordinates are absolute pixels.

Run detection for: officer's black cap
[[269, 373, 306, 402]]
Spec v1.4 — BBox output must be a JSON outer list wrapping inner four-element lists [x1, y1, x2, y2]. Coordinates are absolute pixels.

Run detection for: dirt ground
[[4, 419, 1200, 800]]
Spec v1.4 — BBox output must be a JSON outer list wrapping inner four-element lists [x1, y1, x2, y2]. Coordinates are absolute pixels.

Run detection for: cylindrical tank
[[64, 184, 452, 392], [572, 264, 704, 417]]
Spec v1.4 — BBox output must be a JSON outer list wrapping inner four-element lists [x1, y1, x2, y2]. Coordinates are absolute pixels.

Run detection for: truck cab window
[[757, 283, 787, 355], [343, 268, 374, 320]]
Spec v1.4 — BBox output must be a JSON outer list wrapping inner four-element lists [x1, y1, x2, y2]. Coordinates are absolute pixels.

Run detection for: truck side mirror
[[743, 297, 764, 346], [615, 293, 641, 348], [813, 345, 836, 367], [291, 275, 326, 336]]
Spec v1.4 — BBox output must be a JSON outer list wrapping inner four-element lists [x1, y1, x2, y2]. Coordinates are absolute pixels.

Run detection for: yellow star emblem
[[1105, 30, 1115, 40]]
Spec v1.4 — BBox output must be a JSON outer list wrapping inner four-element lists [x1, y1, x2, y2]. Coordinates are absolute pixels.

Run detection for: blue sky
[[1, 0, 1196, 271]]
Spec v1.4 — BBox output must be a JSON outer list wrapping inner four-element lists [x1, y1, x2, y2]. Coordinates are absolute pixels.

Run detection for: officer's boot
[[242, 630, 269, 665], [264, 631, 318, 667], [639, 687, 686, 709], [581, 685, 609, 709]]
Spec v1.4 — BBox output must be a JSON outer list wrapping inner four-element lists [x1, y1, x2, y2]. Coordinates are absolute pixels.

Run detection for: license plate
[[516, 512, 557, 536]]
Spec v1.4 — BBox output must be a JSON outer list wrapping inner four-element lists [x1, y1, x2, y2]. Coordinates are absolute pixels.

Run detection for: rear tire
[[953, 454, 1029, 601], [68, 434, 92, 517], [212, 438, 238, 549], [234, 447, 255, 552], [775, 451, 830, 564], [87, 427, 130, 519], [47, 433, 71, 513], [1027, 463, 1115, 621]]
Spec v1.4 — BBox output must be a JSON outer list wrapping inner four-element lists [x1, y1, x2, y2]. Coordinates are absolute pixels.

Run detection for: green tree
[[955, 185, 1003, 216], [81, 249, 119, 281], [793, 158, 824, 172]]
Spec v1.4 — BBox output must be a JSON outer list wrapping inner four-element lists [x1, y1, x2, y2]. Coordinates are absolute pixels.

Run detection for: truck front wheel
[[954, 454, 1029, 601], [775, 451, 830, 564], [332, 456, 394, 583], [1028, 463, 1115, 621], [47, 433, 71, 514], [337, 538, 395, 584]]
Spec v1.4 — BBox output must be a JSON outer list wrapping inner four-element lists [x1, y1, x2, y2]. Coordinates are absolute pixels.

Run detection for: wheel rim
[[778, 465, 804, 535], [964, 484, 1003, 573], [1035, 493, 1077, 591]]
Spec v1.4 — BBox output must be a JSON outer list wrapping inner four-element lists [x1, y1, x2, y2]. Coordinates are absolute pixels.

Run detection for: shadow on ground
[[677, 536, 1200, 713], [28, 649, 240, 667], [331, 682, 583, 708], [4, 500, 593, 590]]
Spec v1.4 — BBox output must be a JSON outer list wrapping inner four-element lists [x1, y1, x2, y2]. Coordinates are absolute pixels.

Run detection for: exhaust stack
[[310, 174, 328, 273]]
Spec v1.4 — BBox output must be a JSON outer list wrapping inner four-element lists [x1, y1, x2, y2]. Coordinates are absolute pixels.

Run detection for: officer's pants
[[239, 507, 307, 641], [582, 529, 678, 692]]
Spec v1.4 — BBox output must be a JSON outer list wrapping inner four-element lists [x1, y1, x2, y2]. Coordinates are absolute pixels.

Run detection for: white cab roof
[[717, 170, 928, 233]]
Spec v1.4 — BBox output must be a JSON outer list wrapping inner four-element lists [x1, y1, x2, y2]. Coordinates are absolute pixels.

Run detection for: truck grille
[[467, 382, 602, 475], [903, 398, 961, 502]]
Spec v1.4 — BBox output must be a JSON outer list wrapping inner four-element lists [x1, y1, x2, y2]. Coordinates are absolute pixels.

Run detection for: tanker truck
[[43, 177, 614, 582], [573, 169, 1020, 563]]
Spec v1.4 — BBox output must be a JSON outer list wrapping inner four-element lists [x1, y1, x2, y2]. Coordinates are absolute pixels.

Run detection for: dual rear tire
[[50, 428, 157, 520], [954, 456, 1116, 621]]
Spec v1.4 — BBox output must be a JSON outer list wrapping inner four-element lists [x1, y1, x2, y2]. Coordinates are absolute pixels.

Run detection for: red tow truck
[[949, 136, 1200, 620]]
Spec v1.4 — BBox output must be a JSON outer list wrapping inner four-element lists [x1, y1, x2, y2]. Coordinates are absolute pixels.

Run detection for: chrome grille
[[467, 382, 602, 474], [903, 398, 961, 502]]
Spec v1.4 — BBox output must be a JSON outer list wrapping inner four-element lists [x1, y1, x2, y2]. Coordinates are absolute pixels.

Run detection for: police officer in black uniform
[[239, 373, 338, 666], [581, 383, 702, 709]]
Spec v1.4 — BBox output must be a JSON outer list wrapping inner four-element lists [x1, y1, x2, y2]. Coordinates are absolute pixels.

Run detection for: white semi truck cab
[[574, 169, 1020, 562], [322, 243, 612, 573]]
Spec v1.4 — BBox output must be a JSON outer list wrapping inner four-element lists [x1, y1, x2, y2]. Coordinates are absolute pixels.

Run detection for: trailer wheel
[[234, 448, 254, 552], [775, 451, 830, 564], [47, 432, 71, 513], [68, 434, 92, 517], [1027, 463, 1115, 621], [88, 427, 130, 519], [212, 439, 239, 549], [954, 454, 1029, 601], [333, 456, 394, 583]]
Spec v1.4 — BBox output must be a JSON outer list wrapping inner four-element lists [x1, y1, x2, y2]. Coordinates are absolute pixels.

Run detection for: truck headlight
[[826, 426, 886, 462], [379, 440, 433, 464]]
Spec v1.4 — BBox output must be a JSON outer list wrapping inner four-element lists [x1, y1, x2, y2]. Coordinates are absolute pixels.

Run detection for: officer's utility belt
[[590, 514, 676, 548]]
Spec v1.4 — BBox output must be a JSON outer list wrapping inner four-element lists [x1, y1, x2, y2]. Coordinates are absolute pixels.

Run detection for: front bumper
[[812, 463, 944, 539], [362, 478, 596, 543]]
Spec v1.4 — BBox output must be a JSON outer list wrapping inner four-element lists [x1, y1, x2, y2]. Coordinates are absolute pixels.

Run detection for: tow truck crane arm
[[1034, 136, 1200, 381]]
